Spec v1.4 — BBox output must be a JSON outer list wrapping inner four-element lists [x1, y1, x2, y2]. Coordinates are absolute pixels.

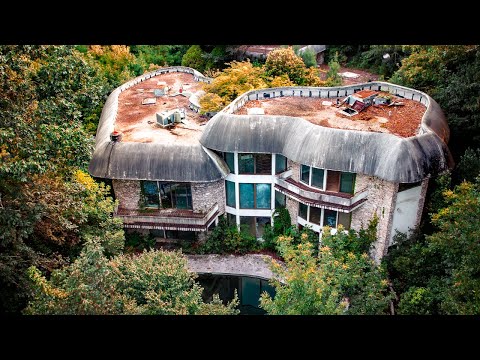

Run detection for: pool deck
[[186, 254, 280, 280]]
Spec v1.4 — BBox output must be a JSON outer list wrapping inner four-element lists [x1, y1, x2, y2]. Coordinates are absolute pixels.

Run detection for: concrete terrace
[[115, 72, 207, 144], [234, 91, 426, 138], [186, 254, 279, 280]]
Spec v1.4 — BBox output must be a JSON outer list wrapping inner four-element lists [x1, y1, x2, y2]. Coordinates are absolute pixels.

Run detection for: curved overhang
[[88, 67, 229, 182], [199, 82, 454, 183]]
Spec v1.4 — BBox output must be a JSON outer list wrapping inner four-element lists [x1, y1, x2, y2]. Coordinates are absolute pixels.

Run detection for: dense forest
[[1, 45, 479, 315]]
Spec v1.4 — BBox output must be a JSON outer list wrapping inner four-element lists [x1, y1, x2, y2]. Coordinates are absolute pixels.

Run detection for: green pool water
[[197, 273, 276, 315]]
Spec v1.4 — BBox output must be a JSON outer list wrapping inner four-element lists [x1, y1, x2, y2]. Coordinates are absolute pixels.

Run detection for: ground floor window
[[297, 203, 351, 229], [240, 216, 271, 239], [226, 212, 236, 225]]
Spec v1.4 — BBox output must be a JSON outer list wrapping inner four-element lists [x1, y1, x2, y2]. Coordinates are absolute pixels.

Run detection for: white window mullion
[[234, 152, 239, 175], [323, 170, 327, 191]]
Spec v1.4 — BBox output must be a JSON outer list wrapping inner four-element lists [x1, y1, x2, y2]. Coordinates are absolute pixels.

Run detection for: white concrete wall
[[389, 184, 423, 244]]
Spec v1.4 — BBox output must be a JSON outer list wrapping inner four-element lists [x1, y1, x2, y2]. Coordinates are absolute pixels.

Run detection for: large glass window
[[227, 213, 237, 225], [239, 154, 255, 174], [171, 184, 192, 209], [239, 183, 254, 208], [240, 216, 271, 239], [255, 183, 271, 209], [226, 180, 236, 207], [255, 154, 272, 175], [301, 165, 310, 184], [299, 203, 308, 220], [239, 183, 271, 209], [275, 154, 287, 174], [340, 172, 356, 194], [301, 165, 325, 189], [309, 206, 321, 225], [239, 153, 272, 174], [224, 152, 235, 174], [256, 217, 271, 238], [159, 183, 173, 208], [326, 170, 341, 192], [142, 181, 192, 210], [311, 168, 325, 189], [240, 216, 256, 237], [323, 209, 338, 227], [338, 212, 351, 229], [275, 191, 286, 208], [142, 181, 160, 207]]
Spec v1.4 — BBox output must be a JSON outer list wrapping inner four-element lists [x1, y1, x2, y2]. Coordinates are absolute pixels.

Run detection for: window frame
[[238, 153, 272, 175], [141, 181, 193, 210], [300, 164, 326, 190], [239, 183, 272, 209]]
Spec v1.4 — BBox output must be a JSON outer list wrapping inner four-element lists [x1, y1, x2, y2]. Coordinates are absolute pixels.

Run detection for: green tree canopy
[[260, 218, 392, 315], [25, 241, 239, 315]]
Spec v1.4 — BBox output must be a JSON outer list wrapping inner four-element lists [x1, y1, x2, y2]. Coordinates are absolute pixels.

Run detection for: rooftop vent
[[110, 131, 122, 142], [340, 108, 358, 117], [142, 97, 157, 105], [247, 107, 265, 115]]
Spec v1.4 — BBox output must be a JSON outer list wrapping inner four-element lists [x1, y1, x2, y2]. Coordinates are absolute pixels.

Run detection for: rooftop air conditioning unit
[[156, 108, 185, 128]]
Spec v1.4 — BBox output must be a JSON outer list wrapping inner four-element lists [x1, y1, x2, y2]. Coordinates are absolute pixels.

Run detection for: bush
[[197, 216, 259, 255], [125, 231, 156, 252]]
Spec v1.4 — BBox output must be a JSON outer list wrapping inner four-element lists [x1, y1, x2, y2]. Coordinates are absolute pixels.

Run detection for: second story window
[[300, 164, 325, 190], [141, 181, 192, 210], [223, 152, 235, 174], [275, 154, 287, 174], [300, 165, 356, 194], [239, 153, 272, 175]]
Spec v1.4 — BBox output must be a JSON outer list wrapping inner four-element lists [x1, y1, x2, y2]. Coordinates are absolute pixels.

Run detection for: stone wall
[[112, 180, 141, 210], [192, 179, 225, 214], [351, 174, 398, 262], [285, 197, 299, 228], [288, 159, 300, 182]]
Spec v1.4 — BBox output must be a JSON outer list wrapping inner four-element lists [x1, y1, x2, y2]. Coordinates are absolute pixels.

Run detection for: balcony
[[274, 177, 367, 212], [115, 204, 219, 231]]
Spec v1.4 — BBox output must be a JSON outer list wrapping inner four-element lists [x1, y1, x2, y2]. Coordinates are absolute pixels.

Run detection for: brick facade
[[191, 179, 225, 214], [112, 180, 141, 210], [351, 174, 398, 262]]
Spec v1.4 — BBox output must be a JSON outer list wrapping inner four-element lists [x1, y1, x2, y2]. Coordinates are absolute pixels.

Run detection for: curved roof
[[88, 67, 228, 182], [199, 82, 453, 183]]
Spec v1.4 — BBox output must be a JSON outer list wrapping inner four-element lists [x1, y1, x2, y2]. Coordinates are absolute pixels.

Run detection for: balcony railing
[[275, 177, 368, 212], [115, 204, 219, 231]]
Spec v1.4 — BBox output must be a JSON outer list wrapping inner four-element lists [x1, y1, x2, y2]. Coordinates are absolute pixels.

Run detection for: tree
[[260, 218, 392, 315], [181, 45, 207, 73], [265, 47, 322, 86], [200, 60, 268, 112], [386, 178, 480, 314], [87, 45, 136, 90], [325, 52, 342, 86], [25, 241, 239, 315], [0, 46, 120, 313], [299, 48, 317, 68]]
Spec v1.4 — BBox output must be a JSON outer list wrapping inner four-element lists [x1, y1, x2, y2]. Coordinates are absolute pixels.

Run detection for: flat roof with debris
[[115, 72, 207, 144], [234, 92, 426, 138]]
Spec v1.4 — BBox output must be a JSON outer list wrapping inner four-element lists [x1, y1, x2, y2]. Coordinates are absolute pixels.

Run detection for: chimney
[[110, 130, 122, 142]]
